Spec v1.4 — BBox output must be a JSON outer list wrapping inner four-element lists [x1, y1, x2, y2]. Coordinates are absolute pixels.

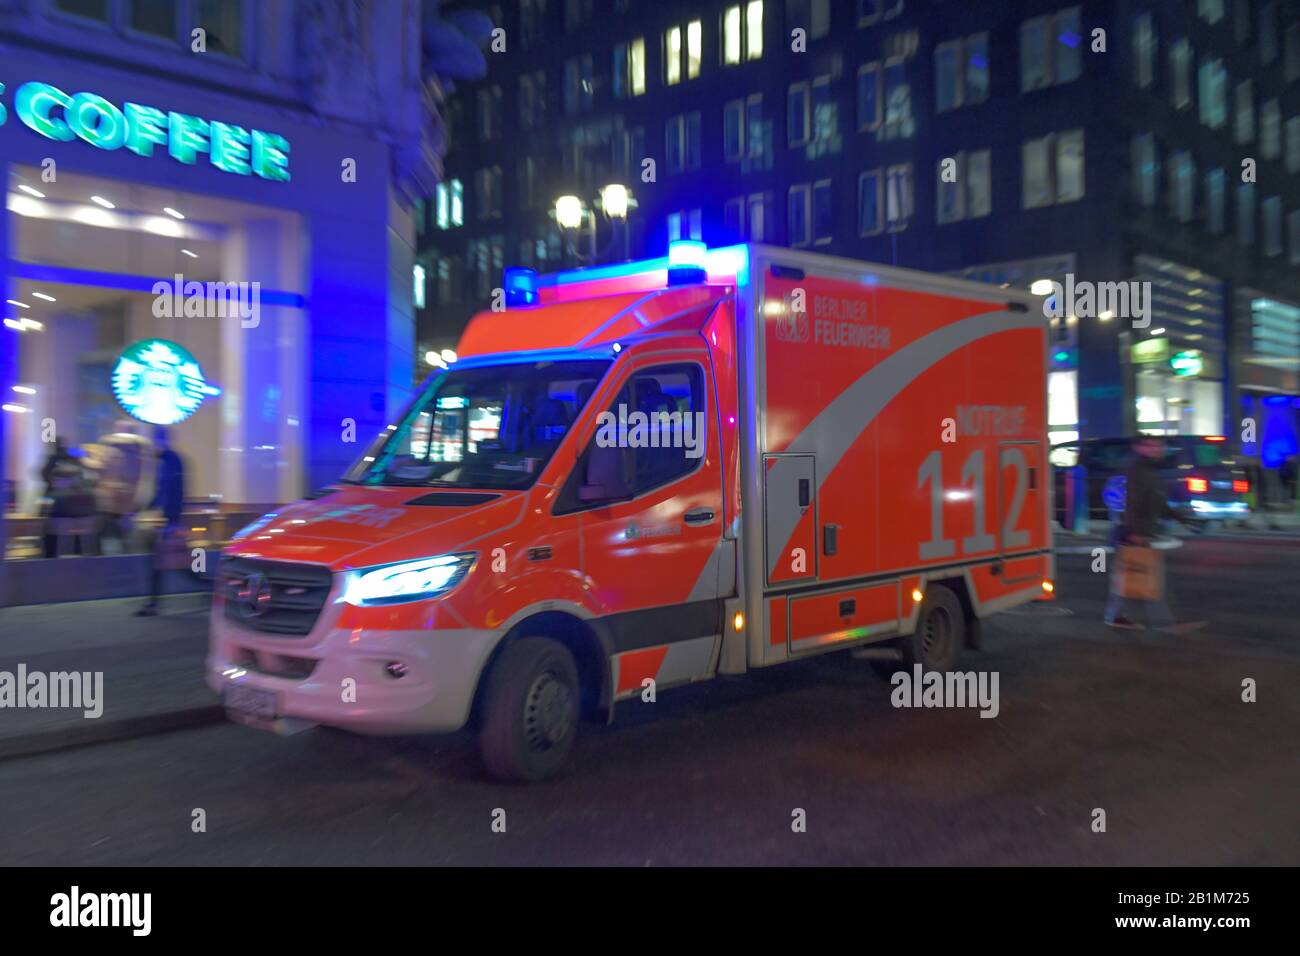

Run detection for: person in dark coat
[[1105, 435, 1203, 632], [41, 439, 98, 557], [136, 426, 187, 616]]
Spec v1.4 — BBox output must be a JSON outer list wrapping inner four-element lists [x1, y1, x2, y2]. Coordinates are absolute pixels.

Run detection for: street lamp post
[[553, 185, 636, 266]]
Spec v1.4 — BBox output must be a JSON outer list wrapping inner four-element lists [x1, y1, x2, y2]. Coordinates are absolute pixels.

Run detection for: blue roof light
[[667, 240, 708, 286], [504, 267, 539, 306]]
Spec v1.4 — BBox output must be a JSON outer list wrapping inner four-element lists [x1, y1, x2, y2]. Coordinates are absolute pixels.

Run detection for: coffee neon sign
[[0, 80, 289, 182]]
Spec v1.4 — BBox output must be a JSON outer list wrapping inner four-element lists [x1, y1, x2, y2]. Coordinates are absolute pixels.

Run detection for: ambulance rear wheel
[[869, 586, 965, 677], [478, 637, 580, 783], [905, 585, 965, 672]]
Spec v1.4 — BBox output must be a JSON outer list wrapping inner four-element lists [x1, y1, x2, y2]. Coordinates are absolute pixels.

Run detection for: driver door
[[560, 353, 724, 631]]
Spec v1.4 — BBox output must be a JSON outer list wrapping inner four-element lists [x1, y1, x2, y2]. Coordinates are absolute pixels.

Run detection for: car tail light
[[1233, 479, 1248, 493], [1186, 477, 1208, 494]]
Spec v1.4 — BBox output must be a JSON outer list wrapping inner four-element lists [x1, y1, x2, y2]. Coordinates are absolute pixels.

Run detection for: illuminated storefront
[[0, 17, 431, 577]]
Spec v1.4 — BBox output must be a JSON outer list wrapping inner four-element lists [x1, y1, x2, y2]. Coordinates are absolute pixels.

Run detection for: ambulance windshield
[[343, 359, 610, 490]]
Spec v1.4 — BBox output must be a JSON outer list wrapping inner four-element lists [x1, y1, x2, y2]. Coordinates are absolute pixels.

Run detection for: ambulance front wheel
[[871, 585, 965, 677], [478, 637, 581, 783]]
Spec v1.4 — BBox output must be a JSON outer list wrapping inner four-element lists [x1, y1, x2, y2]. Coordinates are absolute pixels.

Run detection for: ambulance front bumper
[[206, 613, 500, 734]]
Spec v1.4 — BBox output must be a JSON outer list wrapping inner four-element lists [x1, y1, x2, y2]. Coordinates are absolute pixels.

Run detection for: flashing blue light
[[668, 240, 708, 269], [504, 267, 539, 306], [667, 240, 708, 286], [539, 242, 749, 291]]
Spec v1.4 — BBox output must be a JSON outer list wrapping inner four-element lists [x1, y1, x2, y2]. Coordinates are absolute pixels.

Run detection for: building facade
[[420, 0, 1300, 467], [0, 0, 461, 578]]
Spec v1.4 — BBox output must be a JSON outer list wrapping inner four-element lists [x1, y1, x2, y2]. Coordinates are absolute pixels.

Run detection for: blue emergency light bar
[[503, 267, 539, 306]]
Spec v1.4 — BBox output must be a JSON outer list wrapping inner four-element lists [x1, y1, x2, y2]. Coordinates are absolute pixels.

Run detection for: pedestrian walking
[[136, 426, 188, 617], [1105, 435, 1205, 633]]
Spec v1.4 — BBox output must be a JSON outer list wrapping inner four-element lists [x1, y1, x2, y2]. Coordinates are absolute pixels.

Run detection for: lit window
[[746, 1, 764, 60], [450, 179, 464, 227], [630, 38, 646, 95], [413, 264, 426, 309], [723, 5, 742, 65], [665, 26, 682, 85], [436, 182, 450, 229], [1198, 58, 1227, 129], [687, 21, 702, 78]]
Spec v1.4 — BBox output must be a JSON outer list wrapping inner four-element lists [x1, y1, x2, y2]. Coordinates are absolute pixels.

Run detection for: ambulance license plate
[[225, 684, 278, 721]]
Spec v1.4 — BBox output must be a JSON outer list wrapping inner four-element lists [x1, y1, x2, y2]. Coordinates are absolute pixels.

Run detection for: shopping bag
[[154, 526, 191, 571], [1113, 545, 1162, 601]]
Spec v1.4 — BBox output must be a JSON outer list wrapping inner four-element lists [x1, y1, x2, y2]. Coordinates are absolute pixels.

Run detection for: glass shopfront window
[[4, 166, 305, 560]]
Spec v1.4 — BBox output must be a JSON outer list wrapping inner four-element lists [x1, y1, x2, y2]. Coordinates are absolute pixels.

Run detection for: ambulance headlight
[[342, 553, 476, 606]]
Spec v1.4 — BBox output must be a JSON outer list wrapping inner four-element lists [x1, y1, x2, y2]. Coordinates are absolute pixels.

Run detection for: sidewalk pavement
[[1053, 508, 1300, 548], [0, 594, 224, 761]]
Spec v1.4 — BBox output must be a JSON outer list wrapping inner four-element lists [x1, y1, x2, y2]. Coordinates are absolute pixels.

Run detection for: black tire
[[478, 637, 580, 783], [900, 585, 965, 673]]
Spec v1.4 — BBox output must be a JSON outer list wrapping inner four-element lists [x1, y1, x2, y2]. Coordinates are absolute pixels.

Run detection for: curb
[[0, 704, 227, 763], [1055, 538, 1184, 555]]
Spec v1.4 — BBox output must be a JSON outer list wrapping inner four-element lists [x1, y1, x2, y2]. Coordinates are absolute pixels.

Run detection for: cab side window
[[560, 364, 706, 511]]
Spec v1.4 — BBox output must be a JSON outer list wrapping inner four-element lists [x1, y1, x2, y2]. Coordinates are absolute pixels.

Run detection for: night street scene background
[[0, 0, 1297, 902]]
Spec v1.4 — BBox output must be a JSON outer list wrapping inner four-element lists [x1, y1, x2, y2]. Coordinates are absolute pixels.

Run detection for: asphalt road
[[1, 534, 1297, 866]]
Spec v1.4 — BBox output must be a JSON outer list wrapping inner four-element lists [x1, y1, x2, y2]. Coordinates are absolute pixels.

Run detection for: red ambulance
[[208, 242, 1053, 780]]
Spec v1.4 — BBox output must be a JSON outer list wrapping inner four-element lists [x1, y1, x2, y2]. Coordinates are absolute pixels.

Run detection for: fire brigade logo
[[773, 297, 810, 343]]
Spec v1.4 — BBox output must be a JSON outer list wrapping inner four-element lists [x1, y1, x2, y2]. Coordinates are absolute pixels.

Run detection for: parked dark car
[[1051, 436, 1251, 530]]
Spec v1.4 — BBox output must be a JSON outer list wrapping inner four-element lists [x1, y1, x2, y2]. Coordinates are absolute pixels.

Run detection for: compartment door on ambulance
[[998, 440, 1043, 556], [764, 453, 817, 586], [557, 359, 725, 687]]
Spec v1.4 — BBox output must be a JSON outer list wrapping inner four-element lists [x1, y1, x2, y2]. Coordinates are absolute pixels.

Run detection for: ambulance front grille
[[219, 556, 333, 636]]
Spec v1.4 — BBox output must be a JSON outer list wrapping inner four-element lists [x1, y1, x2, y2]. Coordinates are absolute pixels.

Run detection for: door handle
[[684, 508, 716, 525]]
